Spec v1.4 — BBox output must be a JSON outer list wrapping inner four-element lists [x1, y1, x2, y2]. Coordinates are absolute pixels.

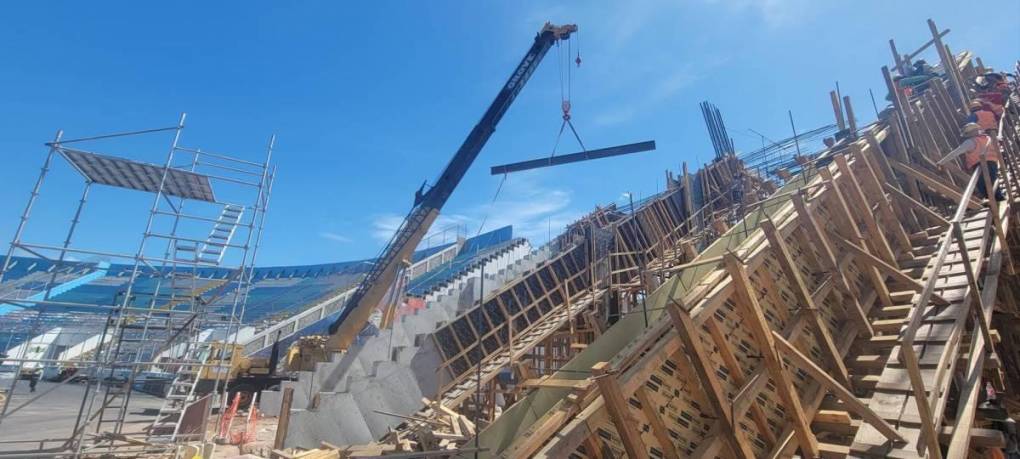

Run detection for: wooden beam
[[520, 377, 592, 391], [635, 387, 680, 459], [818, 167, 895, 307], [883, 182, 949, 226], [760, 218, 851, 388], [849, 146, 914, 250], [590, 362, 648, 459], [819, 442, 851, 459], [772, 331, 906, 443], [928, 19, 968, 106], [834, 155, 898, 265], [790, 192, 874, 337], [889, 159, 983, 210], [723, 253, 820, 458], [704, 317, 777, 446], [830, 91, 846, 131], [941, 427, 1007, 450], [828, 231, 950, 306], [844, 95, 858, 134], [273, 387, 295, 450], [583, 437, 605, 459], [907, 27, 950, 61], [666, 301, 756, 459], [889, 39, 905, 75]]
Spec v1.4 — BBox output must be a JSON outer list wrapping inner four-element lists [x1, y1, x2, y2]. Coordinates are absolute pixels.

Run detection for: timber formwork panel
[[433, 242, 593, 385], [384, 156, 773, 453], [499, 46, 1020, 459], [575, 191, 882, 457], [522, 131, 927, 458]]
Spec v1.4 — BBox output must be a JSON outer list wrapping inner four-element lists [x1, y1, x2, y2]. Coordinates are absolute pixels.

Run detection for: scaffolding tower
[[0, 114, 276, 457]]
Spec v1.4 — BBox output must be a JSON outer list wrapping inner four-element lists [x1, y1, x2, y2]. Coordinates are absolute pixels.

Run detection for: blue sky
[[1, 1, 1017, 266]]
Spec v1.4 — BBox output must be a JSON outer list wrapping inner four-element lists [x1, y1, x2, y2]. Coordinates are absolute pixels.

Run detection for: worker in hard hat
[[967, 100, 999, 132], [936, 123, 1005, 202]]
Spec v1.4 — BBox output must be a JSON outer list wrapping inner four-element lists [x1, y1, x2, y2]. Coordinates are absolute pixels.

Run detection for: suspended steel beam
[[490, 140, 655, 175]]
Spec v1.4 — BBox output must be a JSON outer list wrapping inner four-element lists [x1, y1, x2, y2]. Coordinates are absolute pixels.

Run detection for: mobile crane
[[326, 22, 578, 351]]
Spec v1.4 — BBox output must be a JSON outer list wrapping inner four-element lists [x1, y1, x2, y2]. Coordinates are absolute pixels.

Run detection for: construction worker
[[936, 122, 1005, 202], [968, 99, 999, 132]]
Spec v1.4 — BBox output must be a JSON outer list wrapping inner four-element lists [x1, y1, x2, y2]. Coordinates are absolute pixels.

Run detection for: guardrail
[[898, 99, 1017, 458]]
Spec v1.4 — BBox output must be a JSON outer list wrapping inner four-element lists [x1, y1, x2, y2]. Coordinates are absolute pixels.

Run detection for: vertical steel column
[[0, 172, 89, 426], [0, 130, 63, 283], [211, 135, 276, 434], [74, 113, 186, 453]]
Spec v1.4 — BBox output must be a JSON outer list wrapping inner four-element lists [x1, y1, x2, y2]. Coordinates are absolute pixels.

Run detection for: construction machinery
[[191, 340, 288, 407], [284, 336, 330, 372], [325, 22, 578, 352], [136, 339, 289, 409]]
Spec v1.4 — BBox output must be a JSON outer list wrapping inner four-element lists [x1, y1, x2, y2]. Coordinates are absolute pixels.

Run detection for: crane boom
[[326, 22, 578, 351]]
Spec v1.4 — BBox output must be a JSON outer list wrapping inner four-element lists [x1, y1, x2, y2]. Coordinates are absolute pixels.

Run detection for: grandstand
[[0, 226, 518, 370]]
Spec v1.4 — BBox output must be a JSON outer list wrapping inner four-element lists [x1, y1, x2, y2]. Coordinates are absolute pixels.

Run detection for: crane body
[[325, 22, 578, 351]]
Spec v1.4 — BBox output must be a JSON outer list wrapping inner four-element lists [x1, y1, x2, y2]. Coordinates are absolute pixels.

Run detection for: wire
[[567, 34, 572, 102], [475, 173, 509, 237]]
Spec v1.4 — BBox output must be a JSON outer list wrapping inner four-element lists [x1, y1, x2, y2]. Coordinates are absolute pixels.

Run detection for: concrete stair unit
[[263, 241, 554, 448]]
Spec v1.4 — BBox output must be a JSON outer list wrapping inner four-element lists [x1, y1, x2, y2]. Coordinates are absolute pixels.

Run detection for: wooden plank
[[723, 253, 820, 458], [864, 132, 920, 231], [666, 301, 756, 459], [704, 317, 777, 446], [520, 377, 592, 391], [772, 332, 906, 443], [760, 218, 851, 388], [274, 387, 296, 450], [818, 167, 894, 307], [635, 387, 680, 459], [928, 19, 967, 106], [834, 155, 898, 265], [590, 362, 648, 459], [791, 192, 874, 337], [851, 146, 914, 250], [830, 91, 846, 130], [583, 436, 605, 459], [883, 182, 949, 225], [889, 159, 982, 210], [948, 219, 1008, 455], [819, 442, 851, 459], [828, 232, 949, 306]]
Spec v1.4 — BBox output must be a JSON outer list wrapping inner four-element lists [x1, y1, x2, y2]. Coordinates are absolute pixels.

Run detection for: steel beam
[[490, 141, 655, 175]]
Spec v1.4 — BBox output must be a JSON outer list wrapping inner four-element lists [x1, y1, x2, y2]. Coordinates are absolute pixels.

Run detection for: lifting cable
[[475, 172, 509, 237], [550, 34, 585, 159]]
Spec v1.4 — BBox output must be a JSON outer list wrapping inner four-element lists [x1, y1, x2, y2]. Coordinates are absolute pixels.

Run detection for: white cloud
[[370, 173, 583, 246], [319, 231, 352, 243]]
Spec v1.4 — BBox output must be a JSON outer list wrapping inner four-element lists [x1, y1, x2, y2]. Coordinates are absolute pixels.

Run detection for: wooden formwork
[[384, 155, 770, 451], [506, 42, 1020, 459], [332, 22, 1020, 459]]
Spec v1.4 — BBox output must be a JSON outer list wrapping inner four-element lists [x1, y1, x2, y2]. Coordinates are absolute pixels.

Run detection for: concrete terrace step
[[269, 240, 537, 448]]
